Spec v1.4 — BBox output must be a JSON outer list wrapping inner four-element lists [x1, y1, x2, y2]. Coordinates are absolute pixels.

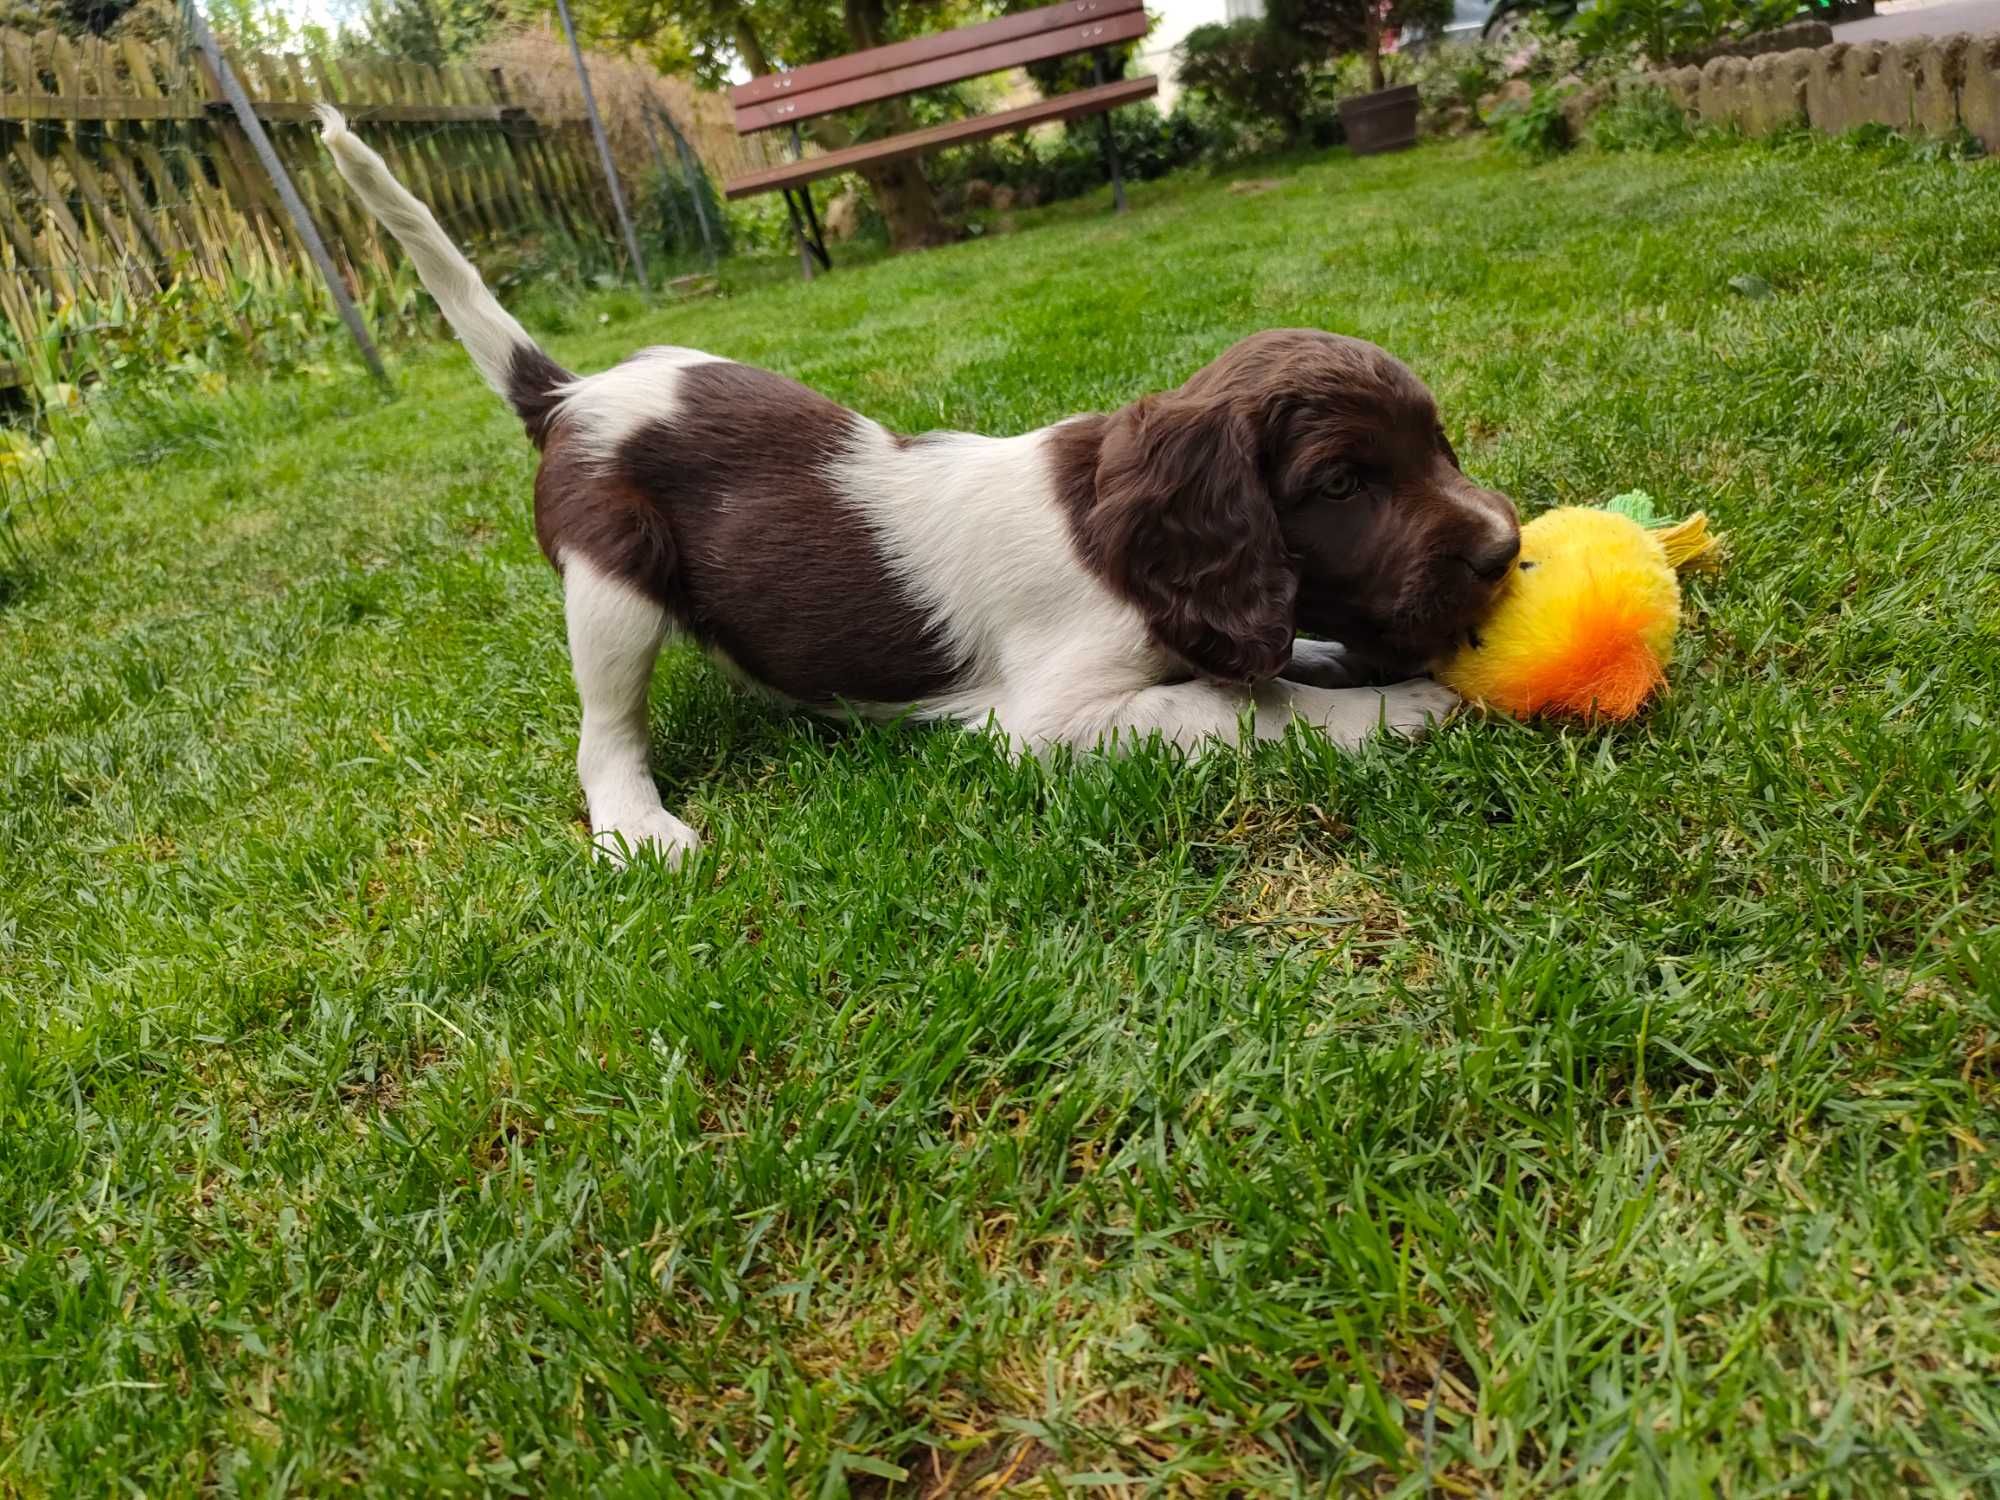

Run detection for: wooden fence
[[0, 25, 646, 387]]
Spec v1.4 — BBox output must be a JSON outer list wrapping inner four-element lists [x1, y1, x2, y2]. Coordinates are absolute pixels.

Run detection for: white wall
[[1135, 0, 1264, 110]]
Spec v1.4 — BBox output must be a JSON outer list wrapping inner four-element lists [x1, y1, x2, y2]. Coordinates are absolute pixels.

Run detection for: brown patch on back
[[533, 426, 679, 596], [535, 360, 962, 707]]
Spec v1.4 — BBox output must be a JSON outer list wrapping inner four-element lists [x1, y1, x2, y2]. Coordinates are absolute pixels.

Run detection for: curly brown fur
[[1059, 330, 1521, 686]]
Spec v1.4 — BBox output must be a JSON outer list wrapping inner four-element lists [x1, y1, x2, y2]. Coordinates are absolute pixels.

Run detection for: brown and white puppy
[[317, 108, 1518, 865]]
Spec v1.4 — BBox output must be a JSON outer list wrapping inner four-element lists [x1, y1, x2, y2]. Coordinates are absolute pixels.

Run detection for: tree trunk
[[732, 15, 773, 77], [836, 0, 956, 251], [1367, 27, 1385, 90], [856, 157, 956, 249]]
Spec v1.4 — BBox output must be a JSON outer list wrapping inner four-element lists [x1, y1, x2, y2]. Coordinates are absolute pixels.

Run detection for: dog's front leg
[[563, 556, 699, 867], [1035, 676, 1459, 755]]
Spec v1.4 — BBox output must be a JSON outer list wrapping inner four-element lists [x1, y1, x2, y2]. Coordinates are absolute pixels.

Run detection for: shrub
[[1177, 19, 1339, 146], [1565, 0, 1798, 65], [721, 191, 811, 259], [1493, 84, 1573, 157], [923, 104, 1215, 217], [1434, 42, 1506, 113], [1588, 83, 1694, 150], [641, 161, 731, 263], [1177, 0, 1459, 150], [1396, 40, 1511, 135], [1096, 103, 1214, 178]]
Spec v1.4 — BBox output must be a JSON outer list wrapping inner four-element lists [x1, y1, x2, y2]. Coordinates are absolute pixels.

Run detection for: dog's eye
[[1323, 465, 1361, 501]]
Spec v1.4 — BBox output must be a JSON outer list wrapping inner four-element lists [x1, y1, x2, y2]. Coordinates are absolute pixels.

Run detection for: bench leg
[[781, 188, 833, 280], [798, 182, 832, 268], [781, 125, 834, 280], [1092, 51, 1128, 214], [782, 188, 817, 281]]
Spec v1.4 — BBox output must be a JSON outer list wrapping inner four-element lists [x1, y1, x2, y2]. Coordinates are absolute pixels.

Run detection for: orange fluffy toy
[[1436, 493, 1722, 721]]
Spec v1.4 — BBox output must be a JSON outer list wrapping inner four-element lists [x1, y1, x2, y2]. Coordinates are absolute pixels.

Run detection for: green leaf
[[838, 1454, 909, 1480]]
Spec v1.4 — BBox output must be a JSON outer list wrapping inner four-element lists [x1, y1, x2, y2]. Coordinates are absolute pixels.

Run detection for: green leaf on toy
[[1604, 490, 1660, 525]]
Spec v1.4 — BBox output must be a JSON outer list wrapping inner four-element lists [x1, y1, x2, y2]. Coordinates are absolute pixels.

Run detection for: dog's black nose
[[1464, 534, 1521, 582]]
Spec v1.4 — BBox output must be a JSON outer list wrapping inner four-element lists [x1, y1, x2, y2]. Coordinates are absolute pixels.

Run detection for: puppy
[[316, 108, 1518, 865]]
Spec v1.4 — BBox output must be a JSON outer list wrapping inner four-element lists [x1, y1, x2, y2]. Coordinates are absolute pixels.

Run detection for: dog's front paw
[[591, 810, 701, 868], [1280, 638, 1363, 688], [1374, 678, 1461, 741]]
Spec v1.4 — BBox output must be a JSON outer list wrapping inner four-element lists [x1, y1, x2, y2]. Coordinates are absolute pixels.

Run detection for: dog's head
[[1084, 330, 1519, 683]]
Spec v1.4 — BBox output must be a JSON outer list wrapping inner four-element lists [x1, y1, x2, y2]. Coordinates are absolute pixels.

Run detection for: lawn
[[3, 131, 1998, 1496]]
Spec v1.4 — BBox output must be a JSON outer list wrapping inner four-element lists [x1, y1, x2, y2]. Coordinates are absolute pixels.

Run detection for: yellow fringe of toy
[[1653, 510, 1723, 573]]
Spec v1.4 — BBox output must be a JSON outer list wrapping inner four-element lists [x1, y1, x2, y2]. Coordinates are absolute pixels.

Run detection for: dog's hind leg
[[563, 554, 699, 867]]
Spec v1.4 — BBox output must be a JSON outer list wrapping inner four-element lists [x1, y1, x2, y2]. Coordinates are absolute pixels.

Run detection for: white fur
[[827, 418, 1171, 742], [315, 107, 535, 401], [829, 417, 1456, 754], [1019, 673, 1455, 753], [563, 554, 699, 866]]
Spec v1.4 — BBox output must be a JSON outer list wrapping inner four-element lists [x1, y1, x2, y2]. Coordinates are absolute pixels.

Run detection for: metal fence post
[[186, 2, 388, 385], [551, 0, 649, 291]]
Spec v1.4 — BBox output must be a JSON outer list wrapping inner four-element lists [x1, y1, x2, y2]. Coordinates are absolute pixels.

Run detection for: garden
[[3, 98, 1997, 1490]]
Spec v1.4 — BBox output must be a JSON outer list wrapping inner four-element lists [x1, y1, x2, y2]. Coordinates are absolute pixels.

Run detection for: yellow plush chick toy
[[1437, 492, 1722, 721]]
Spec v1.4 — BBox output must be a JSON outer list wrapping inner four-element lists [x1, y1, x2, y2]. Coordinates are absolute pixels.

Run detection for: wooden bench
[[724, 0, 1157, 277]]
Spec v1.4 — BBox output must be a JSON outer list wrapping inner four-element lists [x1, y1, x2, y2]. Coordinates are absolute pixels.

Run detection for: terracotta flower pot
[[1339, 83, 1421, 155]]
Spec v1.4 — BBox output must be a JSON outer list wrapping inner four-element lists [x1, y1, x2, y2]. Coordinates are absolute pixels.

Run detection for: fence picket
[[5, 38, 101, 299], [488, 67, 564, 229], [48, 34, 162, 293], [0, 36, 61, 300], [453, 65, 526, 226], [115, 34, 223, 282]]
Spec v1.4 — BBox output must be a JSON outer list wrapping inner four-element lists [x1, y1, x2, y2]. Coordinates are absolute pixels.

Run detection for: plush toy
[[1437, 492, 1722, 721]]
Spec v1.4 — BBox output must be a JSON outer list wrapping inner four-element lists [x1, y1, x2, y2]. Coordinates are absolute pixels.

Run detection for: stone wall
[[1594, 32, 2000, 149]]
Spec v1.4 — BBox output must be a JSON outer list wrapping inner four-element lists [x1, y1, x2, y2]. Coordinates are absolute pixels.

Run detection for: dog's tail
[[315, 105, 569, 444]]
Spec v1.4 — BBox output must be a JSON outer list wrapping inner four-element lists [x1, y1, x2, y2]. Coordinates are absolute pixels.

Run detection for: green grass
[[3, 132, 1998, 1496]]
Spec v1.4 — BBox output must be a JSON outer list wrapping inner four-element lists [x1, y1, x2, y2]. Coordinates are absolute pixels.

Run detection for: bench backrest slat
[[731, 0, 1145, 133], [724, 73, 1157, 196]]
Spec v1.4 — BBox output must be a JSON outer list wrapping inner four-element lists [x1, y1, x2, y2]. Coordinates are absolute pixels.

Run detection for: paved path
[[1835, 0, 2000, 39]]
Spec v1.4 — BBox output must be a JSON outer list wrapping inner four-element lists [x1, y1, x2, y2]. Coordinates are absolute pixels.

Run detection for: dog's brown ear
[[1087, 394, 1296, 684]]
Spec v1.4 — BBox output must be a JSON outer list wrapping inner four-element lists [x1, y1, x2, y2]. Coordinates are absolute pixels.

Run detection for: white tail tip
[[314, 103, 348, 141]]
